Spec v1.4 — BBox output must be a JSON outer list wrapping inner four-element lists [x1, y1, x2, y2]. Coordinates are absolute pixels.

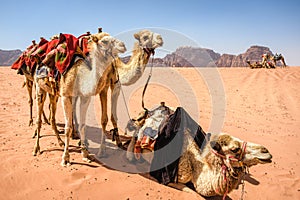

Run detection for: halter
[[211, 141, 248, 200]]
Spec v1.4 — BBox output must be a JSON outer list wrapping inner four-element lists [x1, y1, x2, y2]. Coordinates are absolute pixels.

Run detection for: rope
[[141, 52, 154, 112]]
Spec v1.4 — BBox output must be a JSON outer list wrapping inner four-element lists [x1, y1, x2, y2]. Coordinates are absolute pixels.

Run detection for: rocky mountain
[[216, 46, 274, 67], [148, 45, 273, 67], [0, 49, 22, 66], [0, 45, 274, 67]]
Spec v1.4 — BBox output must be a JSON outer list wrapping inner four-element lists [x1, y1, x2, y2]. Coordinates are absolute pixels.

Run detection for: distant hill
[[0, 49, 22, 66], [0, 45, 275, 67], [216, 46, 274, 67], [146, 45, 274, 67]]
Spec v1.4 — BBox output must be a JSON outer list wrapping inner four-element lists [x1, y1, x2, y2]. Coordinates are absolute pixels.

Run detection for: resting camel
[[98, 30, 163, 146], [270, 53, 287, 67], [169, 132, 272, 199], [32, 33, 126, 165], [246, 60, 263, 69]]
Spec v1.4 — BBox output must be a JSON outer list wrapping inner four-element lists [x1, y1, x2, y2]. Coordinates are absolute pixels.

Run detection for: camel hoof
[[96, 146, 107, 158], [33, 146, 40, 156], [32, 130, 37, 138], [58, 140, 65, 147], [28, 119, 33, 127], [61, 160, 71, 167], [82, 157, 92, 163]]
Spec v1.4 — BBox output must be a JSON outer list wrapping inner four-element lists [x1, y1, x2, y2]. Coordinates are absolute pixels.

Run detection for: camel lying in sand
[[170, 132, 272, 199], [127, 107, 272, 199], [246, 60, 275, 69]]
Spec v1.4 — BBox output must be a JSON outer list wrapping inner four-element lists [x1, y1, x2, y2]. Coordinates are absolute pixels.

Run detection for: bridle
[[211, 141, 248, 200]]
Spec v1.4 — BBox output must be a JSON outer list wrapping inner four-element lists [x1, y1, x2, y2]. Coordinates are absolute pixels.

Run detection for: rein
[[141, 48, 154, 113], [211, 141, 248, 200]]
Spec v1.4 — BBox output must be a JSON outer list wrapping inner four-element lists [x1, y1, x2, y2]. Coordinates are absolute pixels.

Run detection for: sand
[[0, 66, 299, 200]]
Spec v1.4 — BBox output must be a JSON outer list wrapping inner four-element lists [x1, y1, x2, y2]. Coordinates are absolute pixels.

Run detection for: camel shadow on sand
[[39, 125, 260, 199]]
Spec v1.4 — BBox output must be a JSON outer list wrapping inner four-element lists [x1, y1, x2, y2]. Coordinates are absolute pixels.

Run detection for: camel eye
[[231, 148, 240, 153]]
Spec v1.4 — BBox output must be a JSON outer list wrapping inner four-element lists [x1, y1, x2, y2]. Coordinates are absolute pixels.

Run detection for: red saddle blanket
[[11, 38, 48, 70]]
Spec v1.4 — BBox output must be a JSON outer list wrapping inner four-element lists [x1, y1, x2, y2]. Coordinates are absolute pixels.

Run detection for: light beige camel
[[170, 132, 272, 199], [99, 30, 163, 146], [32, 33, 126, 166]]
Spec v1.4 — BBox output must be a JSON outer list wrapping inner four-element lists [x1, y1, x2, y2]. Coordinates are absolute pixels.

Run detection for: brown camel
[[12, 39, 50, 127], [246, 60, 263, 69], [271, 53, 287, 67]]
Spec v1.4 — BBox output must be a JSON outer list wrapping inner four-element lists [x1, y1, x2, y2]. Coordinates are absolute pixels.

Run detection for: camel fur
[[171, 132, 272, 198], [98, 30, 163, 146], [32, 33, 127, 166]]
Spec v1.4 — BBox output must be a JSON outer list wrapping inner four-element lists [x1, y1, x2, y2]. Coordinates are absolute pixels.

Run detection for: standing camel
[[11, 38, 50, 127], [33, 33, 126, 166], [271, 53, 287, 67], [99, 30, 163, 147]]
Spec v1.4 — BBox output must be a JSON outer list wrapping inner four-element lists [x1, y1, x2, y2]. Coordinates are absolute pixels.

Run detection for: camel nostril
[[261, 147, 269, 153]]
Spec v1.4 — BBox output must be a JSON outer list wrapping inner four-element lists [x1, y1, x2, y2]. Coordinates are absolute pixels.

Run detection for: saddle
[[126, 102, 174, 157]]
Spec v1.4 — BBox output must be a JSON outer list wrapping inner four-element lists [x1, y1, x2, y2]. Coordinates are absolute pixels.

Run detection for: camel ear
[[91, 35, 98, 43], [210, 141, 221, 152], [134, 33, 140, 41]]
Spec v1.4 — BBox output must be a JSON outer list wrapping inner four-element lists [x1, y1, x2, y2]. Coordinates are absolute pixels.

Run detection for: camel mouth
[[258, 157, 272, 163], [257, 154, 272, 163]]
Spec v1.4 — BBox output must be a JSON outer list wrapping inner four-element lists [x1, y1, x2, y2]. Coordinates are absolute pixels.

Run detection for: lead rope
[[239, 166, 249, 200], [141, 51, 154, 112], [110, 55, 132, 121]]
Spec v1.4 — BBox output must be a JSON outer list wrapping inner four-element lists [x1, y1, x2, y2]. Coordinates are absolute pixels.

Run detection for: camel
[[246, 60, 275, 69], [32, 33, 126, 165], [169, 132, 272, 199], [127, 107, 272, 198], [12, 39, 50, 127], [98, 30, 163, 146], [246, 60, 263, 69], [58, 34, 126, 165], [270, 53, 287, 67]]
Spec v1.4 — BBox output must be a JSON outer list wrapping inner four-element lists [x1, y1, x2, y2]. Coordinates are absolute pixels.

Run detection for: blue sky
[[1, 0, 300, 65]]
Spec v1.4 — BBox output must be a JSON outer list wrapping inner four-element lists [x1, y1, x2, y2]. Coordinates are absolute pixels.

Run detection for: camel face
[[243, 141, 272, 167], [98, 36, 126, 57], [211, 134, 272, 168], [134, 30, 163, 49]]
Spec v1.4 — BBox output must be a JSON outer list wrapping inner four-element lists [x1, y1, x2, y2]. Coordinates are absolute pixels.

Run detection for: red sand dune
[[0, 66, 299, 200]]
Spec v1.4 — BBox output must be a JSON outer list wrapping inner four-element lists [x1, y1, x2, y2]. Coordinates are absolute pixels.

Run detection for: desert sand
[[0, 66, 299, 200]]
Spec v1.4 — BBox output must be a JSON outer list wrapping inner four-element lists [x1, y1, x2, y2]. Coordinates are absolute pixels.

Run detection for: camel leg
[[33, 84, 46, 156], [49, 94, 64, 147], [167, 183, 197, 194], [110, 81, 122, 147], [79, 96, 91, 162], [42, 101, 50, 125], [99, 87, 109, 133], [72, 97, 80, 139], [25, 78, 34, 127], [98, 90, 108, 157], [61, 96, 73, 166], [282, 58, 287, 67]]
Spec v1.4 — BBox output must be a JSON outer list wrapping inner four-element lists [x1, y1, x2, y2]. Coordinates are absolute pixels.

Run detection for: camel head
[[91, 35, 127, 57], [210, 133, 272, 168], [134, 30, 163, 54]]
